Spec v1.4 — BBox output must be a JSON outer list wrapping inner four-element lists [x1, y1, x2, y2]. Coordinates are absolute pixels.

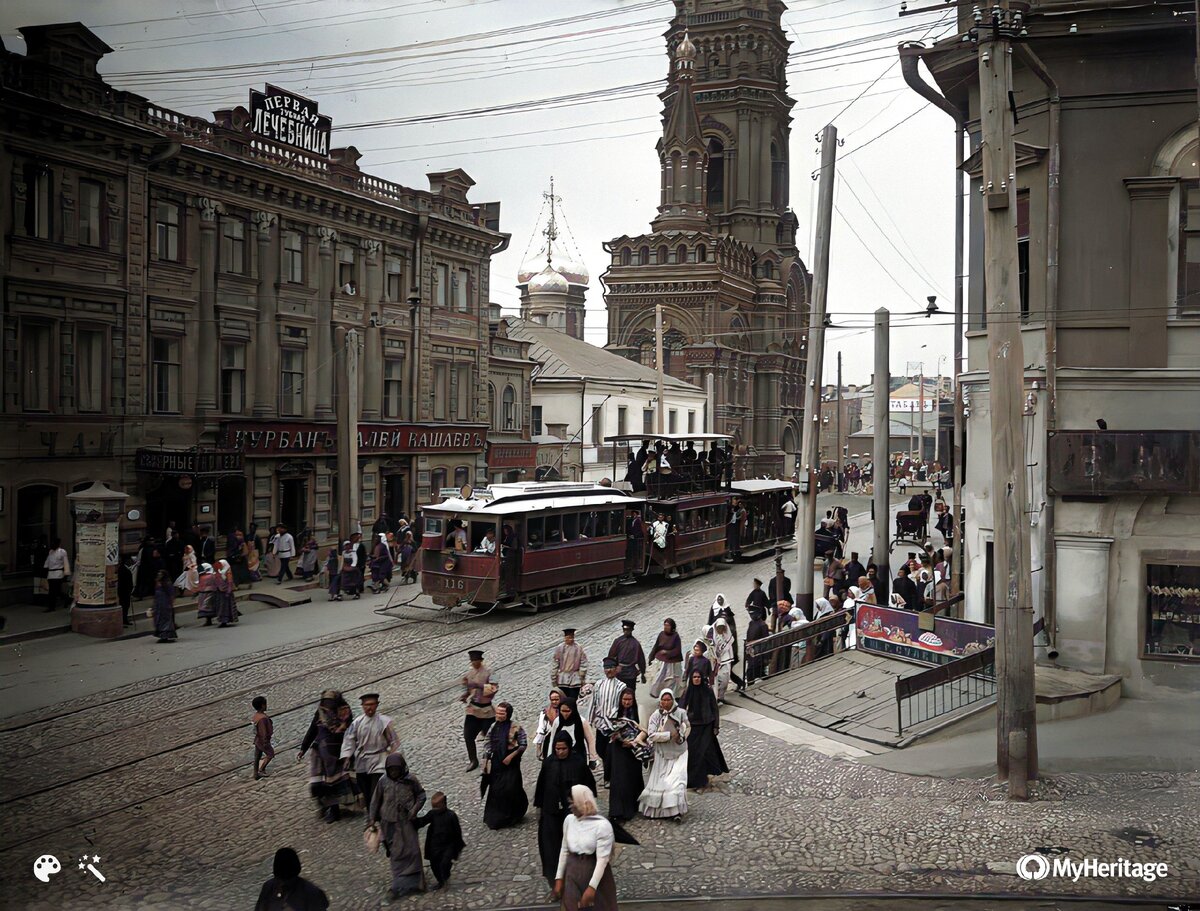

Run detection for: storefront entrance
[[145, 477, 194, 540], [217, 477, 247, 535], [15, 484, 58, 572], [383, 473, 407, 522], [280, 477, 308, 538]]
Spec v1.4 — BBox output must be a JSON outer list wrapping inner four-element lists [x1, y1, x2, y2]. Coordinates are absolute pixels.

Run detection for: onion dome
[[676, 30, 697, 63], [527, 264, 569, 294]]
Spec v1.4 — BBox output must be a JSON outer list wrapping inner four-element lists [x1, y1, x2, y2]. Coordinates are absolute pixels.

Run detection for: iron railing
[[895, 646, 996, 734], [744, 610, 852, 682]]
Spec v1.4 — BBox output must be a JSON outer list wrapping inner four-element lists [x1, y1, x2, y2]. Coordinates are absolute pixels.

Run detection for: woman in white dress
[[710, 617, 736, 702], [638, 688, 690, 821]]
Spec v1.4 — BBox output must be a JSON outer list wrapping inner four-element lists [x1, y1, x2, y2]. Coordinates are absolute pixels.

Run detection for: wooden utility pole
[[872, 308, 891, 603], [795, 123, 837, 618], [336, 327, 361, 541], [976, 8, 1038, 786], [918, 365, 925, 463], [836, 350, 843, 485], [655, 303, 666, 435]]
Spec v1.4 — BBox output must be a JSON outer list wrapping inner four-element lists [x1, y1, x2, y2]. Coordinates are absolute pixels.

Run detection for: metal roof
[[731, 479, 797, 494], [604, 433, 732, 443], [428, 491, 636, 516]]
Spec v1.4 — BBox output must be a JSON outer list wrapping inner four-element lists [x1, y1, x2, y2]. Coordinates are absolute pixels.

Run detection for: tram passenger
[[446, 519, 468, 552], [726, 498, 746, 559], [624, 509, 645, 577]]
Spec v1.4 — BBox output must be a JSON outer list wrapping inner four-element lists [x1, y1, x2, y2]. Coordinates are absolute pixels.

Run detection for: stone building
[[603, 0, 810, 478], [1, 23, 509, 575], [906, 0, 1198, 694]]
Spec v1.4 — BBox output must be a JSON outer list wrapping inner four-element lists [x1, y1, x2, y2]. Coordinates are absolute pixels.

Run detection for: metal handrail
[[895, 645, 996, 734]]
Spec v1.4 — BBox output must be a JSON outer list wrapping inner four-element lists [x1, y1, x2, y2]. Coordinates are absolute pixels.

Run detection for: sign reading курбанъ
[[249, 84, 332, 156]]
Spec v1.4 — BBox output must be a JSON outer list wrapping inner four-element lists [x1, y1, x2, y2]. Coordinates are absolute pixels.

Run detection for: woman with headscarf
[[533, 688, 566, 761], [339, 540, 363, 599], [605, 688, 645, 823], [534, 731, 597, 886], [175, 544, 200, 595], [638, 688, 690, 821], [255, 847, 328, 911], [324, 548, 341, 600], [680, 669, 728, 789], [482, 702, 529, 829], [152, 570, 177, 643], [709, 616, 736, 702], [808, 597, 836, 661], [399, 530, 418, 584], [547, 699, 598, 768], [298, 689, 359, 822], [683, 639, 714, 687], [196, 563, 220, 626], [369, 533, 393, 594], [297, 540, 319, 581], [366, 752, 427, 900], [744, 605, 770, 684], [550, 785, 618, 911], [648, 617, 683, 698], [228, 528, 252, 586], [245, 538, 262, 584], [215, 559, 239, 627]]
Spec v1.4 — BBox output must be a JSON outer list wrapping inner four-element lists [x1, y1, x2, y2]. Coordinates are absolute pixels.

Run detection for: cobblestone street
[[1, 527, 1196, 910]]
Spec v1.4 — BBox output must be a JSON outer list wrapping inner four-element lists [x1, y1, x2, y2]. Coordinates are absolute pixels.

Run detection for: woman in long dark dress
[[547, 699, 598, 768], [482, 702, 529, 830], [534, 732, 596, 886], [604, 688, 645, 822], [152, 570, 177, 642], [298, 689, 359, 822], [679, 669, 728, 789], [744, 605, 771, 684], [367, 752, 426, 900]]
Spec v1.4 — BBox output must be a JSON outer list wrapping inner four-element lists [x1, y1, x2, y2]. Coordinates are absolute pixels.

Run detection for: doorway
[[145, 477, 194, 541], [383, 473, 407, 523], [217, 477, 246, 535], [15, 484, 58, 572], [279, 477, 308, 539]]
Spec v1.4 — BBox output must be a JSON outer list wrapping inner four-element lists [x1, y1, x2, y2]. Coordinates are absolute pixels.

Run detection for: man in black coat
[[844, 552, 867, 587], [197, 527, 216, 566], [768, 572, 793, 607], [532, 734, 596, 887], [892, 566, 921, 612], [415, 791, 465, 891]]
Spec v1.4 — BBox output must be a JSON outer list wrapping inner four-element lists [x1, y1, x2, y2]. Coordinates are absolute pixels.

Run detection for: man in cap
[[589, 656, 625, 786], [745, 577, 771, 615], [607, 620, 646, 693], [551, 628, 588, 704], [339, 692, 399, 809], [460, 649, 498, 771]]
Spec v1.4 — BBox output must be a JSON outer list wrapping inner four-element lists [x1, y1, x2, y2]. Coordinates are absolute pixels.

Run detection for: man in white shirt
[[340, 692, 398, 808], [43, 538, 71, 612], [474, 528, 497, 554], [552, 628, 588, 703], [780, 495, 798, 537], [269, 524, 296, 582]]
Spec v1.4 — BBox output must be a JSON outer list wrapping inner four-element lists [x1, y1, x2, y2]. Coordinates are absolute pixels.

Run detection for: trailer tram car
[[420, 434, 796, 611]]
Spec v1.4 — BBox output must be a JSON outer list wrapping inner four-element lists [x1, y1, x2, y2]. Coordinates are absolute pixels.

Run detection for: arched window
[[638, 245, 650, 265], [620, 247, 631, 266], [488, 384, 497, 430], [502, 385, 516, 430], [688, 151, 703, 204], [763, 261, 775, 279], [662, 329, 686, 373], [657, 245, 669, 265], [638, 338, 655, 368], [771, 140, 787, 210], [676, 244, 688, 264], [696, 244, 707, 263], [706, 138, 724, 208]]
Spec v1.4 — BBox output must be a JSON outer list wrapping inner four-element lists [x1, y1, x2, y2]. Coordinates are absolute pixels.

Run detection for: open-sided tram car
[[729, 479, 798, 559]]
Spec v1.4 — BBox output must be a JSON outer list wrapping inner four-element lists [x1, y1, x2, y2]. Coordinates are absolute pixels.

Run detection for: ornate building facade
[[603, 0, 810, 477]]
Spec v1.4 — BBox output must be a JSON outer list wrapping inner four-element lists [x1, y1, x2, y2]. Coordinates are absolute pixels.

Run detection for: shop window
[[531, 405, 543, 436], [433, 363, 449, 421], [280, 348, 304, 415], [386, 257, 403, 301], [617, 405, 627, 436], [455, 268, 470, 312], [383, 359, 404, 418], [282, 230, 304, 283], [151, 336, 181, 413], [77, 328, 105, 413], [527, 516, 544, 548], [22, 322, 54, 412], [78, 179, 104, 248], [25, 164, 54, 240], [435, 263, 449, 308], [503, 385, 516, 430], [455, 364, 472, 420], [156, 200, 180, 262], [1145, 563, 1200, 660], [1180, 180, 1200, 316], [430, 468, 447, 499], [454, 466, 470, 490], [221, 217, 246, 273], [221, 343, 246, 414]]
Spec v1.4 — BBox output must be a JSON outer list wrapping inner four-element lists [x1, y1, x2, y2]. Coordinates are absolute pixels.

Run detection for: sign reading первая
[[249, 84, 331, 156]]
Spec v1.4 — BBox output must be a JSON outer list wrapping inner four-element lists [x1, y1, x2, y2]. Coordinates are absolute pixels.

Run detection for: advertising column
[[67, 482, 129, 639]]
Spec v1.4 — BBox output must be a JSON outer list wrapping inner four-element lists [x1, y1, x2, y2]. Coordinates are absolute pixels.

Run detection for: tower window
[[707, 139, 725, 209], [638, 246, 650, 265], [771, 141, 787, 211]]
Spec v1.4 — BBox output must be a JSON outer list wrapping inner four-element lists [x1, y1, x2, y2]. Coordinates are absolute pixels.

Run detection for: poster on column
[[75, 524, 108, 606]]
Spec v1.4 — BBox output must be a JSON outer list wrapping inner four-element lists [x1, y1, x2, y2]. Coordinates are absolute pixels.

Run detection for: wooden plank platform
[[741, 650, 993, 747]]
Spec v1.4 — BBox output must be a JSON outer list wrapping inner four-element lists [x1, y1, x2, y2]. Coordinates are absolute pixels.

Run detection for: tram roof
[[731, 479, 799, 494], [426, 481, 636, 516], [604, 433, 733, 444]]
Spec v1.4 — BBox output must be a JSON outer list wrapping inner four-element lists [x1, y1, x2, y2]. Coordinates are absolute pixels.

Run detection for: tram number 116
[[441, 577, 466, 591]]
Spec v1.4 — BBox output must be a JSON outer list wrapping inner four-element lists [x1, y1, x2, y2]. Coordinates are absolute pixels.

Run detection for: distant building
[[907, 0, 1198, 693]]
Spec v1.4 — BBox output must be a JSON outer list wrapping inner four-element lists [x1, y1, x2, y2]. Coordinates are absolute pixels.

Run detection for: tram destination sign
[[221, 422, 487, 456], [249, 84, 332, 157]]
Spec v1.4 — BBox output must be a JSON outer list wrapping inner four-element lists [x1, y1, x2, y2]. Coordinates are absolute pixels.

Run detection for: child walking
[[252, 695, 275, 779], [415, 791, 465, 891]]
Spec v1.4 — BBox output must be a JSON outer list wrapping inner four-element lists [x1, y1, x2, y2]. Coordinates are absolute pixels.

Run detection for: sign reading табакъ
[[249, 84, 332, 157]]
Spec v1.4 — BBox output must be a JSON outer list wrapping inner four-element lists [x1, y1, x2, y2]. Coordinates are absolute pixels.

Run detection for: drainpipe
[[1014, 43, 1061, 651], [899, 45, 968, 606]]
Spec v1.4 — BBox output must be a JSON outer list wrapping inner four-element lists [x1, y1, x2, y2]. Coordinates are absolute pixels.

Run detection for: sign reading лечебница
[[249, 84, 332, 157]]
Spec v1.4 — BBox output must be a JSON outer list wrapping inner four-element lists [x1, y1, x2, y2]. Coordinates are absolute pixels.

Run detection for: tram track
[[0, 572, 709, 854]]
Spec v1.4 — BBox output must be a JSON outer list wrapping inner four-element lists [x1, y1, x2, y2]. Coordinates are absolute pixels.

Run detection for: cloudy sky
[[2, 0, 962, 385]]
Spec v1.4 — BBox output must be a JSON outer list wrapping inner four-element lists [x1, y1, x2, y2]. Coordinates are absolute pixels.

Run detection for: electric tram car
[[420, 433, 798, 611]]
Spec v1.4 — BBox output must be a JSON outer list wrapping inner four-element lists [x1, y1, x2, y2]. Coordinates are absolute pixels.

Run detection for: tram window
[[612, 510, 624, 535], [469, 522, 493, 551], [545, 514, 562, 544], [527, 517, 544, 548], [564, 512, 580, 541], [593, 510, 609, 537], [425, 517, 444, 536]]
